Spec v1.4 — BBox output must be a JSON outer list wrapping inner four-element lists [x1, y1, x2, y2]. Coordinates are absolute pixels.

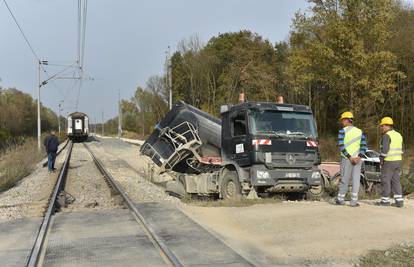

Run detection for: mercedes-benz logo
[[286, 154, 296, 165]]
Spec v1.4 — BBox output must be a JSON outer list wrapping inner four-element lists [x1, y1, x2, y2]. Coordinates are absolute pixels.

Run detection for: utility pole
[[37, 61, 41, 149], [118, 90, 122, 138], [167, 46, 172, 110], [58, 100, 63, 133], [101, 111, 104, 136]]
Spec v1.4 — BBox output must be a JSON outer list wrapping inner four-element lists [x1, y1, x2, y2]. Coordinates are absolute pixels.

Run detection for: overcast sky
[[1, 0, 320, 122]]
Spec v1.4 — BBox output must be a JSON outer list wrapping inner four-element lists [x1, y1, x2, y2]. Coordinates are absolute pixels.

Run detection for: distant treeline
[[107, 0, 414, 147], [0, 88, 61, 150]]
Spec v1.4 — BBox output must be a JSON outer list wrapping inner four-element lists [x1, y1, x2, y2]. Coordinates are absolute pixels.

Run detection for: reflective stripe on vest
[[384, 130, 403, 161], [341, 126, 362, 158]]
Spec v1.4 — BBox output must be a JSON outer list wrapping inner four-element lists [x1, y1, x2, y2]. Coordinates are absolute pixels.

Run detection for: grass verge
[[357, 243, 414, 267], [0, 138, 44, 192]]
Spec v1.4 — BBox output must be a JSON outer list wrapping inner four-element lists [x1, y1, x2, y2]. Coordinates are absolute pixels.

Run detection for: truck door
[[230, 111, 251, 166]]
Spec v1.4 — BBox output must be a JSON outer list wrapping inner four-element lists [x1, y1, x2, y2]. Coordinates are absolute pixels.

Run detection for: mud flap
[[246, 187, 260, 199], [166, 180, 187, 198]]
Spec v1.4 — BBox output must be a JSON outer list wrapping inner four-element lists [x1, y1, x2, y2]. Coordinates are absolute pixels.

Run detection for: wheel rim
[[309, 185, 323, 195], [226, 180, 237, 198]]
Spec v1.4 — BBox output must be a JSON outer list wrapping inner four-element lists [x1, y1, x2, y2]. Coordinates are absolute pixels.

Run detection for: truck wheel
[[306, 182, 325, 201], [220, 171, 242, 200]]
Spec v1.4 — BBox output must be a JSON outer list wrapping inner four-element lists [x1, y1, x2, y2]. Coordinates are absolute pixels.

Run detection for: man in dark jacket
[[44, 130, 59, 173]]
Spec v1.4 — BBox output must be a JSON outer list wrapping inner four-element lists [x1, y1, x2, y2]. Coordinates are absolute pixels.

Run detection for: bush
[[319, 135, 338, 162], [0, 138, 45, 192]]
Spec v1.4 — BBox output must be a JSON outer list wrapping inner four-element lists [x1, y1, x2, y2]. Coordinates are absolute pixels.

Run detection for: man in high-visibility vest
[[336, 111, 367, 207], [376, 117, 404, 208]]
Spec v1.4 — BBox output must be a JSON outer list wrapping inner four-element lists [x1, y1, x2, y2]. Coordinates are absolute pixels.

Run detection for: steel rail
[[27, 141, 73, 267], [83, 143, 183, 267]]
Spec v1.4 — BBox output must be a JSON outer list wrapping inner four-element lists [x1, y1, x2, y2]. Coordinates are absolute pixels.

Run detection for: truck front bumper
[[249, 165, 321, 192]]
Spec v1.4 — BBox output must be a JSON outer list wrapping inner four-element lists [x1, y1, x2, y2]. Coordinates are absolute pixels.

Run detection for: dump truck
[[140, 100, 325, 199]]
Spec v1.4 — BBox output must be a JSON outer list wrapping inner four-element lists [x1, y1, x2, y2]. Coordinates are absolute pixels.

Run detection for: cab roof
[[223, 101, 313, 114]]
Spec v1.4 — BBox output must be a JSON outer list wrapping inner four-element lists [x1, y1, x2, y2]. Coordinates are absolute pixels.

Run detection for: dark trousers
[[381, 161, 403, 198], [47, 152, 57, 171]]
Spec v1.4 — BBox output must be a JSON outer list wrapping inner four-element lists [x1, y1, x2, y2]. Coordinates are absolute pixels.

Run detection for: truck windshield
[[250, 110, 317, 138]]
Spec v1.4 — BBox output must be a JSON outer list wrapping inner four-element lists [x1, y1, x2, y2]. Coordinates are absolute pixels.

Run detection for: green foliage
[[172, 31, 278, 115], [0, 88, 59, 149], [285, 0, 405, 137]]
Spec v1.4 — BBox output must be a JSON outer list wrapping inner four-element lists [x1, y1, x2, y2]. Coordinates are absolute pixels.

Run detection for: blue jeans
[[48, 152, 57, 171]]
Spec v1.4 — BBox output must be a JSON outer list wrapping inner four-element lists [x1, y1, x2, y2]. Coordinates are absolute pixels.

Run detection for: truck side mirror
[[220, 105, 231, 114]]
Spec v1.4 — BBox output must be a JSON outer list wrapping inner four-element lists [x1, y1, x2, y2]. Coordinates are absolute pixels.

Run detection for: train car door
[[75, 119, 83, 132]]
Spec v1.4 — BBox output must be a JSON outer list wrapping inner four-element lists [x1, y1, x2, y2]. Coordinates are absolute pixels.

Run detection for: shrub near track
[[0, 134, 66, 192], [0, 138, 44, 192]]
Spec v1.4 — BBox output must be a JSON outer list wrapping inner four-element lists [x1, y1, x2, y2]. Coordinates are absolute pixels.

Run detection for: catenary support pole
[[37, 61, 41, 150]]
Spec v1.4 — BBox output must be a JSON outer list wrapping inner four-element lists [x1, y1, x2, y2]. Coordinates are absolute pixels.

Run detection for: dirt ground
[[89, 137, 414, 267], [182, 200, 414, 267]]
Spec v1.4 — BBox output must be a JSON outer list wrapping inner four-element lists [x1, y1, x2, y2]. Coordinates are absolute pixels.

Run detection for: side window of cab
[[232, 112, 247, 136]]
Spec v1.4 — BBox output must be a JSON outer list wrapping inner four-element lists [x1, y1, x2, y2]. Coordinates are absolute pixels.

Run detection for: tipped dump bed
[[140, 101, 221, 173]]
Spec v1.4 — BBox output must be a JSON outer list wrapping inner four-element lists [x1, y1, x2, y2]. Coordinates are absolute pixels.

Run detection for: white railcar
[[67, 112, 89, 142]]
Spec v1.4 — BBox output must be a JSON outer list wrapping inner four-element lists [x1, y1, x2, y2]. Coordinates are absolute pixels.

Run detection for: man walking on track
[[376, 117, 404, 208], [43, 130, 59, 173], [336, 111, 367, 207]]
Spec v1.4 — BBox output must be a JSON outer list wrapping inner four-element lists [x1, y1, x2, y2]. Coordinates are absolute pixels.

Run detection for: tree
[[286, 0, 403, 137]]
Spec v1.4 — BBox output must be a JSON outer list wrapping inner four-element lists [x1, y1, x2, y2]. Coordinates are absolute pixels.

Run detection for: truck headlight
[[311, 171, 321, 179], [257, 170, 271, 179]]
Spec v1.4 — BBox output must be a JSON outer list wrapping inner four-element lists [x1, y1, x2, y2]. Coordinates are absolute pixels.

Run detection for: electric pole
[[167, 46, 172, 110], [58, 100, 63, 133], [37, 61, 41, 149], [118, 90, 122, 138], [101, 111, 104, 136]]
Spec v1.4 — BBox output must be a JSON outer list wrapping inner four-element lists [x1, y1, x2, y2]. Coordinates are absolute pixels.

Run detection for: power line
[[75, 0, 88, 110], [80, 0, 88, 69], [3, 0, 41, 61], [77, 0, 81, 65], [3, 0, 69, 95]]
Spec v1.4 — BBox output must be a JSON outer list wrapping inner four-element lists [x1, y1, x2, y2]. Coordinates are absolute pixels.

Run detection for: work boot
[[335, 198, 345, 205], [375, 200, 391, 206], [392, 201, 404, 208]]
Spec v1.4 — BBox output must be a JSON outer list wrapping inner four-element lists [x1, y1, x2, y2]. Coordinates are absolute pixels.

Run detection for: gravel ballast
[[86, 138, 179, 205], [0, 147, 69, 221], [61, 143, 121, 212]]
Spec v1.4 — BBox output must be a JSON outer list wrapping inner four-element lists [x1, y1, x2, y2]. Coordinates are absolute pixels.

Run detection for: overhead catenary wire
[[3, 0, 71, 97], [5, 0, 89, 113], [75, 0, 88, 110], [3, 0, 40, 61]]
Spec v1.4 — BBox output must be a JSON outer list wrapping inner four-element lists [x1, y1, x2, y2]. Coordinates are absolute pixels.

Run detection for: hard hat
[[380, 117, 394, 126], [340, 111, 354, 120]]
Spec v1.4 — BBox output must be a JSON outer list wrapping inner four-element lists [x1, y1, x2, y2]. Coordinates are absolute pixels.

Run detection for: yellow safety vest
[[383, 130, 403, 161], [341, 126, 362, 158]]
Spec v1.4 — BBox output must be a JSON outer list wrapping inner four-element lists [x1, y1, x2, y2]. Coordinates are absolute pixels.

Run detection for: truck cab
[[220, 102, 322, 197]]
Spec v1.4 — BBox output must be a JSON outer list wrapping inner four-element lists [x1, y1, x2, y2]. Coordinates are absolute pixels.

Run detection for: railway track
[[26, 141, 183, 267]]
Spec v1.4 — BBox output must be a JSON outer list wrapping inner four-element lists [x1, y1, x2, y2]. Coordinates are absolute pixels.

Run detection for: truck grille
[[266, 153, 315, 169]]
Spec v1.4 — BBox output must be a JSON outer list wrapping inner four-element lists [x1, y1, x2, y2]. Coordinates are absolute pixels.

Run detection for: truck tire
[[307, 179, 326, 200], [220, 171, 242, 200]]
